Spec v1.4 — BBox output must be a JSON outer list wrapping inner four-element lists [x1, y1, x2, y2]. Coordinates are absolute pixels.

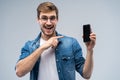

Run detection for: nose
[[46, 19, 52, 25]]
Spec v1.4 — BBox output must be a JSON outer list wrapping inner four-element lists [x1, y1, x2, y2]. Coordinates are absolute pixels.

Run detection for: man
[[15, 2, 96, 80]]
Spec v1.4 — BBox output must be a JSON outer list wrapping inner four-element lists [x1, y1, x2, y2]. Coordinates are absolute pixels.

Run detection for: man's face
[[38, 11, 58, 37]]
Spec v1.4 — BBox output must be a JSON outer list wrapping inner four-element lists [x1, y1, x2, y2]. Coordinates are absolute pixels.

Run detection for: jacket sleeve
[[72, 38, 85, 77], [18, 41, 32, 61]]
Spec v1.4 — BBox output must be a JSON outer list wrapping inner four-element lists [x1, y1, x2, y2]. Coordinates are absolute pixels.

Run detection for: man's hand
[[41, 36, 64, 50], [85, 33, 96, 51]]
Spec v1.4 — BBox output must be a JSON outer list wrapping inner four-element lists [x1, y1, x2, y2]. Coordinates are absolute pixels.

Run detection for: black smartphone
[[83, 24, 91, 42]]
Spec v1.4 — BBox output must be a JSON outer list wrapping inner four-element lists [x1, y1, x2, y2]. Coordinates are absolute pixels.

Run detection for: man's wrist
[[87, 49, 93, 55]]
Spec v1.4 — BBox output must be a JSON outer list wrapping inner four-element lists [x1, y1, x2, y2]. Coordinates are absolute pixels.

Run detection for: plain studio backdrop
[[0, 0, 120, 80]]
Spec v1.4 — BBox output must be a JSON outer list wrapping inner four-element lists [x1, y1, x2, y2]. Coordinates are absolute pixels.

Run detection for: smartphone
[[83, 24, 91, 42]]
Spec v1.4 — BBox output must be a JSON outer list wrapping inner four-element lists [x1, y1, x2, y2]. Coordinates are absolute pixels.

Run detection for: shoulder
[[23, 33, 41, 48], [58, 33, 79, 46], [21, 40, 35, 51], [57, 34, 82, 53], [58, 33, 78, 42]]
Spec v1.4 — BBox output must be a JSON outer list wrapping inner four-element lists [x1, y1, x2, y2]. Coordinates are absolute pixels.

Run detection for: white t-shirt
[[37, 38, 59, 80]]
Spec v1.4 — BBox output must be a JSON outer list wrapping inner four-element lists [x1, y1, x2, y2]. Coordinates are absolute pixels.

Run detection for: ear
[[36, 18, 41, 23]]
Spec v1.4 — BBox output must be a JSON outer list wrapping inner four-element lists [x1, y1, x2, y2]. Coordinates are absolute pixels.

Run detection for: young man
[[15, 2, 96, 80]]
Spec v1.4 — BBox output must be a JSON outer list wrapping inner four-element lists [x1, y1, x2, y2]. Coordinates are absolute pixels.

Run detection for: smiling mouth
[[44, 26, 54, 30]]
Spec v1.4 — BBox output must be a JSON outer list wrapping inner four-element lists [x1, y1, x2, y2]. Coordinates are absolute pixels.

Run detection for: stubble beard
[[41, 25, 56, 39]]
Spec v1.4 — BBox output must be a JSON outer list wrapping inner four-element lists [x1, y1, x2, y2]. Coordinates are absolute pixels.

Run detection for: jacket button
[[58, 70, 60, 72], [56, 59, 59, 62]]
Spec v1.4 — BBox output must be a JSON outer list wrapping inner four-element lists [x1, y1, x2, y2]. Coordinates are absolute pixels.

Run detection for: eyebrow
[[41, 15, 56, 17]]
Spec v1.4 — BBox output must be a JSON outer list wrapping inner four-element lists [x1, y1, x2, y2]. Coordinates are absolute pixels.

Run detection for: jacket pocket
[[61, 55, 75, 71]]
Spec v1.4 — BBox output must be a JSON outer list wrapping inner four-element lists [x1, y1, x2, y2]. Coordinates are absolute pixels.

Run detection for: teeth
[[47, 27, 52, 29], [45, 27, 53, 29]]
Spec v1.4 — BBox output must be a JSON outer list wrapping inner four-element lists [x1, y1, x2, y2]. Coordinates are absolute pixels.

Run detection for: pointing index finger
[[55, 36, 64, 39]]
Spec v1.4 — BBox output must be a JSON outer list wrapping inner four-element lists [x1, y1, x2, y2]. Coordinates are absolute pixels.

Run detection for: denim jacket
[[19, 32, 85, 80]]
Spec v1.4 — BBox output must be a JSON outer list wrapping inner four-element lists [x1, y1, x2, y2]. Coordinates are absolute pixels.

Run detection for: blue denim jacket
[[19, 32, 85, 80]]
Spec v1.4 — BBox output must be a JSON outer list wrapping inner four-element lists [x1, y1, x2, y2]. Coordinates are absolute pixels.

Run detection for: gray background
[[0, 0, 120, 80]]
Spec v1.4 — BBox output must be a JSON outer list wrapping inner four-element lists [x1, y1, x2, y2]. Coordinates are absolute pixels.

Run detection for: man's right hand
[[41, 36, 64, 50]]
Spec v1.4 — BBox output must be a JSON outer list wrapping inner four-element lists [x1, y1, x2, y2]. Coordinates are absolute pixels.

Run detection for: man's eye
[[50, 16, 56, 20], [50, 16, 55, 20], [42, 17, 48, 20]]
